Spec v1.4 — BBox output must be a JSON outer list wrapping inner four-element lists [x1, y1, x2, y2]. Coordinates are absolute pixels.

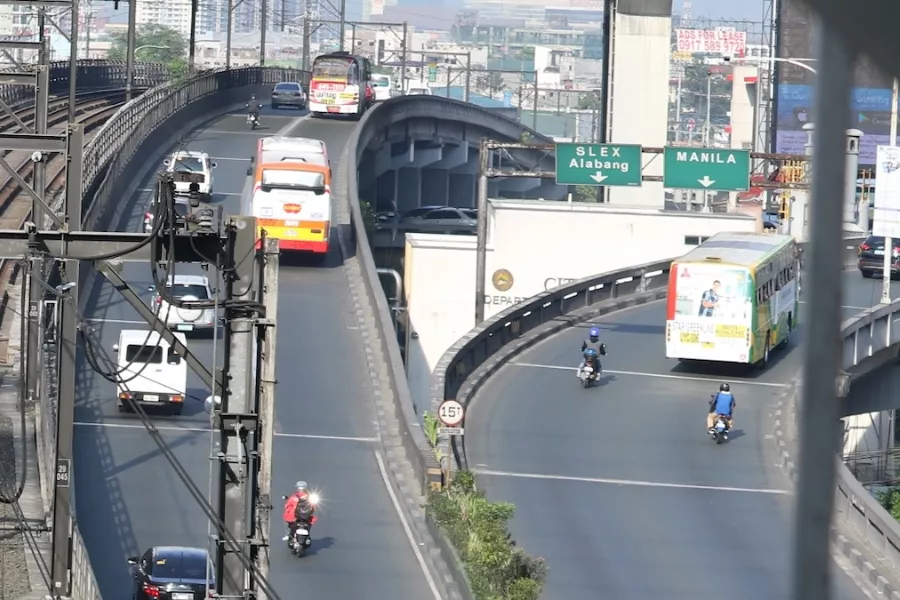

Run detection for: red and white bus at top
[[308, 51, 374, 118]]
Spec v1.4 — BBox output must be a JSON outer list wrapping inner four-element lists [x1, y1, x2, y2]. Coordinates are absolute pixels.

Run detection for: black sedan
[[858, 235, 900, 278], [128, 546, 215, 600]]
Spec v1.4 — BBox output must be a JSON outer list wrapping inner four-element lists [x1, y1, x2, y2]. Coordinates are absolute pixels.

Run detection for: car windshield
[[372, 76, 390, 87], [261, 169, 325, 188], [275, 83, 300, 93], [407, 88, 428, 95], [166, 284, 210, 300], [152, 553, 211, 580], [864, 236, 900, 248], [172, 156, 204, 172], [313, 57, 353, 79]]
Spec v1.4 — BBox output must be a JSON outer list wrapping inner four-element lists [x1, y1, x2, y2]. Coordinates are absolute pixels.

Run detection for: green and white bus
[[665, 232, 800, 366]]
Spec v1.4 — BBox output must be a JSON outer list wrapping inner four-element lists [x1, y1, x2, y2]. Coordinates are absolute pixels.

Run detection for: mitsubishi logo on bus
[[283, 203, 302, 214]]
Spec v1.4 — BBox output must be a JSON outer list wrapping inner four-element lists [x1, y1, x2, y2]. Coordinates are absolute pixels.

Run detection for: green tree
[[577, 92, 601, 110], [107, 24, 187, 68]]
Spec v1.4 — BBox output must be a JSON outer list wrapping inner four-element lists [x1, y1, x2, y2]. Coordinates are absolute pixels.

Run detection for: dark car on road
[[858, 235, 900, 278], [271, 81, 307, 109], [128, 546, 215, 600]]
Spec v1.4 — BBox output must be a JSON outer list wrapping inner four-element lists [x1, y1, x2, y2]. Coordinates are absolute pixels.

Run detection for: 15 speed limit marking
[[438, 399, 464, 435]]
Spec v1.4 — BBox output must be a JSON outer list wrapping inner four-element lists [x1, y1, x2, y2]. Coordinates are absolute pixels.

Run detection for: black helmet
[[719, 383, 730, 392]]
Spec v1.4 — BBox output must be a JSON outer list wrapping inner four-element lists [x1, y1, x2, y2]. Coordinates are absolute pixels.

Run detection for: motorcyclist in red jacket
[[282, 481, 317, 547]]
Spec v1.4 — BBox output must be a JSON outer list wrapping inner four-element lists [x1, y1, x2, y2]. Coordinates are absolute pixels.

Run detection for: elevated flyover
[[70, 96, 440, 596], [429, 245, 900, 599]]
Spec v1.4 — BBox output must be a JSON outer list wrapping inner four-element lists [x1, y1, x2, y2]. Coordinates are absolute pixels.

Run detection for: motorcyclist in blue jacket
[[579, 326, 606, 377], [707, 383, 736, 433]]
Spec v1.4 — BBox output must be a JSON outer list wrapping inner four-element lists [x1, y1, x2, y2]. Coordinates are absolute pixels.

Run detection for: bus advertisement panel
[[309, 52, 372, 117], [251, 167, 331, 254], [665, 263, 754, 363]]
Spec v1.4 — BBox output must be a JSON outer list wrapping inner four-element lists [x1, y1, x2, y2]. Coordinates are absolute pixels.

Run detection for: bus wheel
[[760, 334, 771, 368], [779, 317, 792, 349]]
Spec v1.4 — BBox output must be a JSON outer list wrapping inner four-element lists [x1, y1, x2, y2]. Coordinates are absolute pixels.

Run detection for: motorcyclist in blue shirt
[[707, 383, 736, 433], [579, 326, 606, 378]]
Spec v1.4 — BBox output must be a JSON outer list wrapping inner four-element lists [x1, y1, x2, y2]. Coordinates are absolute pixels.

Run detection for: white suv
[[164, 151, 217, 200], [151, 274, 218, 334]]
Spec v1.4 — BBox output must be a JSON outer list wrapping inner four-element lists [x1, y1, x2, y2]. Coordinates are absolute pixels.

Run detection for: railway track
[[0, 89, 132, 362]]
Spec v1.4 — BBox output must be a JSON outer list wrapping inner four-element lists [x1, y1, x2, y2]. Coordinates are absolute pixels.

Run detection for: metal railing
[[29, 64, 309, 599]]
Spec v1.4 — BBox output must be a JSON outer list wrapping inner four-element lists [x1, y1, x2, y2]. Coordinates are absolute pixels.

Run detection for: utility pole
[[301, 0, 311, 71], [338, 0, 346, 51], [215, 217, 272, 597], [83, 0, 92, 58], [189, 0, 198, 70], [255, 238, 279, 594], [226, 0, 233, 69], [350, 23, 356, 51], [69, 0, 78, 122], [26, 10, 50, 421], [260, 0, 267, 66], [125, 0, 137, 101], [279, 0, 286, 32]]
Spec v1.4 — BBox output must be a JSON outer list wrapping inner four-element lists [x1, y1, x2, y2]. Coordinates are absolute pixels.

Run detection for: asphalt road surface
[[73, 107, 435, 598], [466, 269, 889, 600]]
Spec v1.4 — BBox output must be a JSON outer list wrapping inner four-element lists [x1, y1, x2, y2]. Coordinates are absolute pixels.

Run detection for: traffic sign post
[[437, 399, 465, 485], [662, 146, 751, 191], [555, 143, 643, 187]]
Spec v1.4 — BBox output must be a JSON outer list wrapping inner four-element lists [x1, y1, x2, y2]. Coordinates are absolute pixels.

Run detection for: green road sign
[[427, 64, 438, 83], [663, 147, 751, 191], [554, 143, 643, 187]]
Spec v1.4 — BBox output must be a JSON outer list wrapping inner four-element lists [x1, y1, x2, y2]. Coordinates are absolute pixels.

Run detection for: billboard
[[775, 0, 893, 165], [676, 29, 747, 56]]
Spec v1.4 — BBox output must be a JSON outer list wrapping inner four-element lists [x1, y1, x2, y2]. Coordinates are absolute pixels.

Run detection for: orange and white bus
[[244, 162, 332, 254]]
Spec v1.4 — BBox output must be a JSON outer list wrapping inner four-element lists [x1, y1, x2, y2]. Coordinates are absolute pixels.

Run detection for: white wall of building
[[730, 65, 756, 151], [136, 0, 193, 39], [843, 412, 893, 456], [403, 199, 758, 408]]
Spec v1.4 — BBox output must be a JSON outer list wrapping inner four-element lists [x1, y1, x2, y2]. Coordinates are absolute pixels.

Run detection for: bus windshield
[[313, 57, 353, 81], [672, 263, 753, 322]]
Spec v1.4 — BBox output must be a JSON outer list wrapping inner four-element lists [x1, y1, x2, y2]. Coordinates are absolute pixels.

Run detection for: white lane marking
[[510, 363, 789, 388], [475, 468, 791, 495], [278, 112, 311, 135], [73, 421, 377, 442], [374, 451, 443, 600], [84, 318, 147, 325]]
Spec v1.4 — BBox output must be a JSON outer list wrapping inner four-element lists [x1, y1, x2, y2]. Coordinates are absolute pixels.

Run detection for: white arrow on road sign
[[589, 171, 607, 183], [438, 399, 465, 427], [697, 176, 716, 188]]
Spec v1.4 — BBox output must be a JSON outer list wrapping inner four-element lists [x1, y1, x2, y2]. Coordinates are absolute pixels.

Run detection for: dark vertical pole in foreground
[[50, 124, 84, 595], [68, 0, 79, 123], [189, 0, 198, 70], [125, 0, 137, 101], [790, 18, 853, 600]]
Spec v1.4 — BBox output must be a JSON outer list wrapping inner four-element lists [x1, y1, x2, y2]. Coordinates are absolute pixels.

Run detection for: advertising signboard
[[675, 29, 746, 56], [774, 0, 893, 165]]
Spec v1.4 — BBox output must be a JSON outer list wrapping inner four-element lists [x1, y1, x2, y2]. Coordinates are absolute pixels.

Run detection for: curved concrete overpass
[[73, 107, 436, 597], [465, 272, 896, 599], [356, 96, 567, 228]]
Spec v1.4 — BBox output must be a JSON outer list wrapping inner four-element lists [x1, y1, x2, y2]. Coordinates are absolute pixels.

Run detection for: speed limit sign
[[438, 399, 464, 427]]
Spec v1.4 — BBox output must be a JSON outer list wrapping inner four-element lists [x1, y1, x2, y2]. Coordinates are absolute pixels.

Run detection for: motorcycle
[[577, 345, 606, 388], [247, 113, 259, 130], [282, 493, 320, 557], [711, 415, 730, 444]]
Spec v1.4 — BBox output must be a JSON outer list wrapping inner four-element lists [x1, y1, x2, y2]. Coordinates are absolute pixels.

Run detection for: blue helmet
[[589, 327, 600, 339]]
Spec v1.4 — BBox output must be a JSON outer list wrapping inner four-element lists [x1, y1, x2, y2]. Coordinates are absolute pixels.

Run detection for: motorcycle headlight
[[309, 492, 321, 505]]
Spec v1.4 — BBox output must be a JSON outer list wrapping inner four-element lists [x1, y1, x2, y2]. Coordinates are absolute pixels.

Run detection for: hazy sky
[[688, 0, 767, 22]]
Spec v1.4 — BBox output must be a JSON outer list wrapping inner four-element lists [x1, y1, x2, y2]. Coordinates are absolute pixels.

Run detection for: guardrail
[[31, 64, 309, 599], [0, 59, 170, 109]]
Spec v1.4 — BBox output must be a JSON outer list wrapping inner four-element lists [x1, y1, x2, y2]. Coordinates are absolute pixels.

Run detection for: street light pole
[[881, 76, 899, 304]]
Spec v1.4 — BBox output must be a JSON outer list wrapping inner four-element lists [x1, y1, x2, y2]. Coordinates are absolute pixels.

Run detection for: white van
[[371, 74, 393, 101], [113, 329, 189, 415]]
